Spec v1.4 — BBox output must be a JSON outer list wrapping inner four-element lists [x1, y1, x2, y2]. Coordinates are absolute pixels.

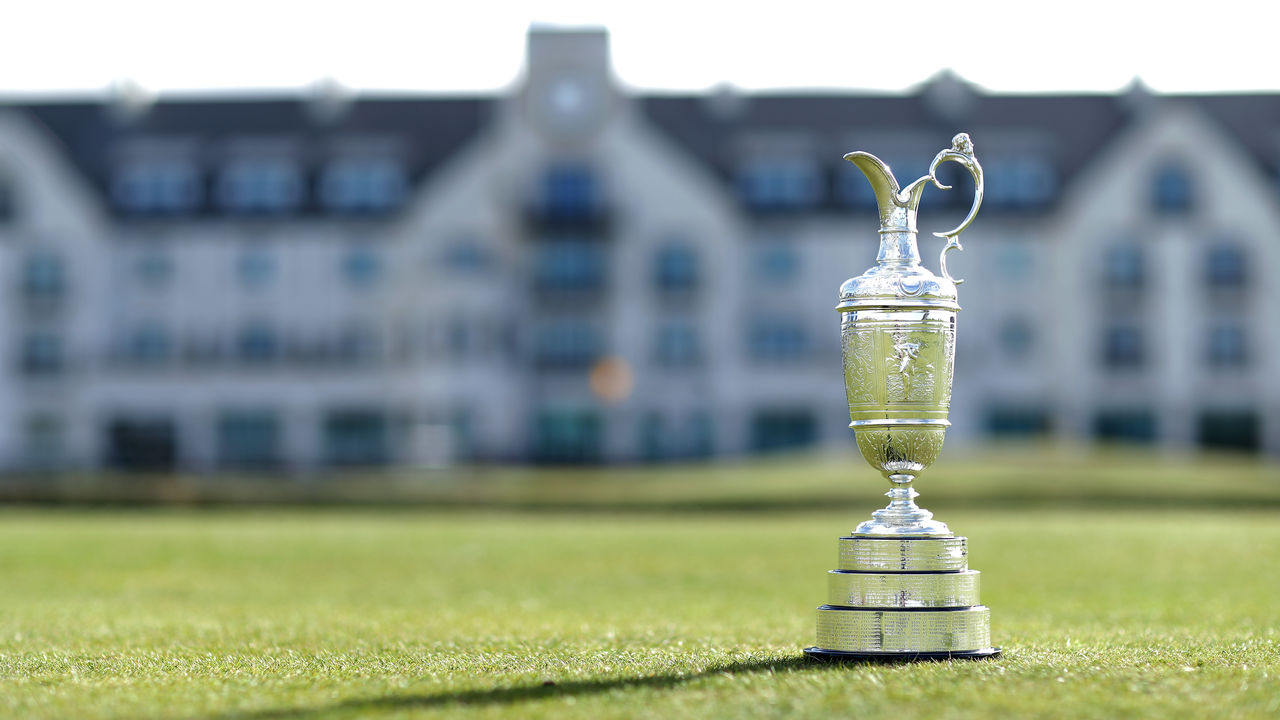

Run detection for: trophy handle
[[924, 133, 983, 285]]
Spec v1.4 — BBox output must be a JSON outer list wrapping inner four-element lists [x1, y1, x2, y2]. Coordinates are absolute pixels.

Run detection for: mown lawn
[[0, 449, 1277, 718]]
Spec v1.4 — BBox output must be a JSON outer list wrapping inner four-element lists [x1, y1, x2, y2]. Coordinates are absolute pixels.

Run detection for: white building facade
[[0, 29, 1277, 473]]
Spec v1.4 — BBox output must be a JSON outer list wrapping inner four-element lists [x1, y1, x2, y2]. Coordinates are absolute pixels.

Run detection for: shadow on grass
[[217, 655, 835, 719]]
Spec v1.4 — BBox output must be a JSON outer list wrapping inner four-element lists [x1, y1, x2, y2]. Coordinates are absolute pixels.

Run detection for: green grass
[[0, 450, 1278, 718]]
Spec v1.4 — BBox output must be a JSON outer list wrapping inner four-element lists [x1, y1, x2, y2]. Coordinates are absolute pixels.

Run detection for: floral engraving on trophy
[[941, 328, 956, 407], [842, 328, 877, 407], [853, 426, 946, 476]]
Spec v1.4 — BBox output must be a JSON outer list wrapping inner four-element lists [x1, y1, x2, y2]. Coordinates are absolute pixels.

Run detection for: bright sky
[[1, 0, 1275, 96]]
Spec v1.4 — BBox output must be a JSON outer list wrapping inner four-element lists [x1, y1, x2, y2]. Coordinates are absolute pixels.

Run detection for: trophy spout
[[843, 152, 926, 237]]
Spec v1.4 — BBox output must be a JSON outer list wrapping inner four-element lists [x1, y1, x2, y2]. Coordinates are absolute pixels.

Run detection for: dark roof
[[8, 88, 1280, 220], [17, 95, 492, 218], [639, 92, 1131, 186], [1194, 94, 1280, 176]]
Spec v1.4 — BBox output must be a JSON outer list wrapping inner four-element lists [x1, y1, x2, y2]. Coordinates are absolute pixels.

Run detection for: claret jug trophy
[[804, 134, 1000, 660]]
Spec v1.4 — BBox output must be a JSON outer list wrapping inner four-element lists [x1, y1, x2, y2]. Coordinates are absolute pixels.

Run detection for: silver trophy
[[805, 134, 1000, 660]]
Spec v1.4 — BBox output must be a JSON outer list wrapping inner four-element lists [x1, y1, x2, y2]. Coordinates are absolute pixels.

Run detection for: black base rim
[[804, 647, 1001, 662]]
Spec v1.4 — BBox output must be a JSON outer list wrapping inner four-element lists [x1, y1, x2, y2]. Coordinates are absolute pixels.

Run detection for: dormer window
[[1152, 162, 1192, 214], [737, 159, 822, 212], [984, 156, 1056, 210], [319, 159, 406, 214], [112, 161, 203, 215], [216, 159, 302, 215]]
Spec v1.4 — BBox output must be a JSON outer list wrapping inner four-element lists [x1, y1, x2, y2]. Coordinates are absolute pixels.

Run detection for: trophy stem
[[853, 472, 951, 536]]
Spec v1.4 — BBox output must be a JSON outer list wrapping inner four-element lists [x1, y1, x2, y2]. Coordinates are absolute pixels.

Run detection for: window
[[106, 417, 178, 471], [21, 251, 65, 302], [336, 324, 379, 364], [20, 333, 62, 376], [440, 238, 493, 275], [653, 243, 698, 293], [1152, 163, 1192, 214], [753, 244, 798, 284], [534, 240, 604, 292], [24, 415, 63, 469], [537, 164, 601, 220], [127, 324, 172, 365], [135, 250, 173, 289], [688, 411, 714, 458], [1103, 245, 1144, 288], [534, 320, 601, 369], [1102, 324, 1143, 369], [1205, 245, 1246, 289], [750, 411, 817, 452], [237, 248, 275, 290], [323, 411, 390, 466], [637, 411, 714, 461], [737, 159, 822, 211], [983, 156, 1056, 210], [655, 320, 700, 367], [532, 409, 602, 464], [319, 159, 406, 214], [216, 159, 303, 214], [986, 406, 1051, 436], [748, 319, 808, 362], [237, 322, 278, 363], [1094, 409, 1157, 444], [1197, 411, 1259, 452], [342, 247, 382, 289], [217, 411, 281, 469], [638, 412, 664, 461], [998, 318, 1034, 360], [112, 161, 203, 215], [1206, 324, 1247, 368]]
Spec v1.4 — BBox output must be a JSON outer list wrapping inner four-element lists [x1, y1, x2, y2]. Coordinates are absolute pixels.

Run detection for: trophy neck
[[854, 474, 952, 537], [876, 229, 922, 266]]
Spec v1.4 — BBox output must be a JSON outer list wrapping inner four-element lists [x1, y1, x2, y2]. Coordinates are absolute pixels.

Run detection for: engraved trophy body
[[805, 134, 1000, 660]]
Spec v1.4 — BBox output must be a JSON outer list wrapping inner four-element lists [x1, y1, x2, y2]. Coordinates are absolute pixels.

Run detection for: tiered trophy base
[[804, 536, 1000, 662]]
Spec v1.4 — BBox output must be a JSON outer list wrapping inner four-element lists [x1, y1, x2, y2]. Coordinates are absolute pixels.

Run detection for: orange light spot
[[589, 356, 634, 404]]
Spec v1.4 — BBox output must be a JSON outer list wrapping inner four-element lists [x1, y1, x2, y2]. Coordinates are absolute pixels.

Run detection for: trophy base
[[809, 536, 997, 657], [803, 647, 1001, 662]]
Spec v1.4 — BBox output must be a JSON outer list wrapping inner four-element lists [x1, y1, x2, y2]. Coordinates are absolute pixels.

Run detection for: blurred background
[[0, 2, 1277, 491]]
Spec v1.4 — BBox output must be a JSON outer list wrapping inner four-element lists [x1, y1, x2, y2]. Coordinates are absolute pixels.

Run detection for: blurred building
[[0, 28, 1277, 472]]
